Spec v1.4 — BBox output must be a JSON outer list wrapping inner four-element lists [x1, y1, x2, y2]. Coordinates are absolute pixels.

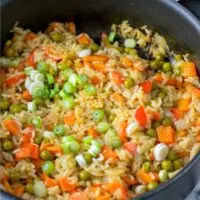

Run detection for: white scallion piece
[[78, 49, 91, 58], [154, 143, 169, 161], [75, 154, 87, 168]]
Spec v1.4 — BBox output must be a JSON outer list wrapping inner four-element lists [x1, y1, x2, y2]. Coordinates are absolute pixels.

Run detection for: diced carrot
[[24, 32, 37, 41], [151, 111, 161, 121], [22, 90, 32, 101], [17, 60, 26, 71], [196, 117, 200, 126], [92, 63, 108, 73], [64, 112, 76, 125], [176, 79, 183, 89], [123, 175, 138, 185], [45, 145, 62, 154], [135, 106, 148, 127], [153, 74, 163, 84], [22, 132, 32, 143], [102, 145, 118, 160], [111, 92, 125, 103], [41, 173, 58, 187], [97, 194, 111, 200], [45, 22, 63, 33], [83, 61, 93, 68], [78, 33, 91, 45], [83, 55, 109, 63], [4, 163, 15, 169], [166, 78, 176, 86], [2, 175, 9, 181], [26, 51, 36, 68], [149, 152, 155, 161], [67, 22, 76, 34], [59, 178, 76, 192], [43, 46, 63, 61], [136, 170, 157, 184], [177, 130, 187, 137], [87, 128, 98, 138], [12, 185, 24, 196], [101, 32, 112, 47], [33, 159, 44, 170], [187, 85, 200, 98], [40, 143, 52, 151], [4, 74, 26, 87], [181, 62, 197, 77], [121, 57, 133, 68], [133, 61, 145, 71], [3, 119, 21, 135], [91, 76, 101, 85], [170, 108, 184, 120], [177, 151, 188, 157], [140, 81, 152, 93], [31, 143, 40, 159], [104, 181, 127, 200], [119, 121, 128, 143], [178, 98, 191, 112], [111, 71, 124, 85], [123, 142, 137, 155], [196, 135, 200, 142], [157, 125, 175, 144], [15, 147, 30, 160]]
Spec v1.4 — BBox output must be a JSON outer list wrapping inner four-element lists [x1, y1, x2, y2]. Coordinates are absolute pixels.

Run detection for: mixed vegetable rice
[[0, 20, 200, 200]]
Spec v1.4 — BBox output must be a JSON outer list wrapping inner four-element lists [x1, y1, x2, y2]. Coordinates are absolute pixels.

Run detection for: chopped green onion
[[75, 154, 87, 168], [108, 32, 116, 43], [68, 141, 80, 153], [96, 122, 110, 133], [61, 143, 70, 154], [59, 90, 71, 99], [77, 74, 88, 85], [124, 38, 136, 48], [33, 88, 45, 98], [37, 62, 47, 73], [42, 161, 55, 175], [49, 89, 56, 99], [84, 84, 97, 96], [88, 144, 101, 157], [54, 83, 60, 93], [63, 82, 76, 94], [25, 78, 33, 90], [43, 89, 49, 99], [53, 124, 66, 136], [91, 140, 103, 148], [29, 81, 44, 95], [109, 136, 121, 148], [83, 136, 93, 144], [92, 109, 105, 121], [46, 74, 54, 84], [63, 97, 75, 110], [62, 136, 76, 143], [68, 73, 78, 86], [62, 68, 74, 79], [27, 101, 37, 112], [32, 116, 42, 128], [34, 73, 45, 82], [24, 67, 34, 75]]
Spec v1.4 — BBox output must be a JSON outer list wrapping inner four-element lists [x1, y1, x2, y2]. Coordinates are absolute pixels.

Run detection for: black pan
[[1, 0, 200, 199]]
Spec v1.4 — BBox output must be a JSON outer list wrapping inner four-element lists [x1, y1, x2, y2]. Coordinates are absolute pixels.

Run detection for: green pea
[[37, 62, 47, 73], [53, 124, 66, 136], [26, 183, 34, 194], [142, 161, 151, 172], [10, 172, 21, 182], [79, 170, 90, 181], [3, 140, 14, 151], [63, 82, 76, 94], [34, 135, 43, 145], [124, 77, 134, 89], [0, 98, 10, 111], [84, 84, 97, 96], [42, 161, 55, 175], [159, 170, 168, 182], [146, 129, 156, 137], [46, 74, 54, 84], [90, 43, 100, 52], [161, 160, 173, 171], [173, 159, 182, 170], [92, 109, 105, 121], [175, 54, 183, 61], [163, 62, 172, 72], [77, 74, 88, 86], [63, 97, 75, 110], [167, 151, 178, 161], [9, 104, 22, 113], [62, 68, 74, 79], [50, 32, 63, 42], [147, 181, 159, 191], [83, 153, 93, 164], [174, 66, 181, 76], [162, 117, 172, 126], [150, 60, 160, 70], [40, 150, 53, 160], [110, 136, 121, 148], [96, 122, 110, 133]]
